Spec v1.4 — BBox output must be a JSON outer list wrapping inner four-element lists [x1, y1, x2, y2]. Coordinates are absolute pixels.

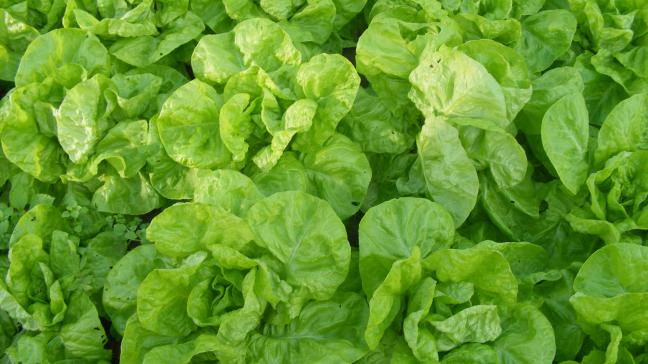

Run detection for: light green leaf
[[516, 10, 577, 73], [192, 169, 263, 216], [430, 305, 502, 351], [192, 32, 244, 85], [458, 40, 532, 121], [14, 28, 109, 87], [92, 169, 160, 215], [594, 93, 648, 166], [493, 304, 556, 364], [59, 292, 111, 360], [1, 83, 67, 182], [424, 247, 518, 307], [137, 252, 207, 336], [110, 11, 204, 67], [515, 67, 584, 135], [409, 46, 508, 126], [253, 98, 317, 171], [359, 197, 454, 296], [0, 9, 39, 81], [279, 0, 336, 44], [417, 117, 479, 226], [301, 134, 371, 219], [249, 292, 368, 363], [56, 74, 115, 164], [220, 93, 256, 163], [404, 277, 438, 362], [233, 18, 301, 72], [541, 93, 590, 194], [156, 79, 231, 169], [10, 204, 70, 247], [147, 202, 254, 258], [103, 245, 171, 335], [365, 249, 422, 349], [246, 191, 350, 313], [293, 54, 361, 152], [570, 243, 648, 335]]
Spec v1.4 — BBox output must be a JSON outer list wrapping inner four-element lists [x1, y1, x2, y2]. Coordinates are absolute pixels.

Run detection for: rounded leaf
[[156, 80, 231, 169], [359, 197, 454, 295], [246, 191, 350, 301]]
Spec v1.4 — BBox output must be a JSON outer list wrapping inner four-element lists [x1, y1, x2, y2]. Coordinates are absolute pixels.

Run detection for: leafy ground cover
[[1, 0, 648, 363]]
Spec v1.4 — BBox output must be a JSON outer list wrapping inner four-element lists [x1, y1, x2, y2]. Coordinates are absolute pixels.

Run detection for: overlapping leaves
[[1, 0, 648, 363]]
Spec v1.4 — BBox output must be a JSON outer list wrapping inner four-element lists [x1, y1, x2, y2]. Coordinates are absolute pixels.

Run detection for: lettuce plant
[[1, 0, 648, 363]]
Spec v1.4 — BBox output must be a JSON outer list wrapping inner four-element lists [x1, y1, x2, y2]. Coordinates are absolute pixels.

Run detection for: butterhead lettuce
[[1, 0, 648, 363]]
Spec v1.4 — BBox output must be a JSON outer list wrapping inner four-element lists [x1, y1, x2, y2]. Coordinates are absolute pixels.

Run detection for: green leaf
[[515, 67, 584, 135], [430, 305, 502, 351], [253, 152, 311, 197], [191, 0, 232, 32], [516, 10, 577, 73], [109, 73, 163, 119], [0, 309, 17, 354], [208, 269, 265, 347], [279, 0, 336, 44], [10, 204, 70, 247], [541, 93, 590, 194], [103, 245, 171, 335], [233, 18, 301, 72], [14, 28, 109, 87], [77, 231, 128, 304], [254, 134, 372, 220], [301, 134, 371, 220], [570, 244, 648, 335], [5, 234, 49, 308], [1, 83, 67, 182], [0, 9, 39, 81], [293, 54, 361, 152], [441, 343, 499, 364], [147, 202, 254, 258], [409, 46, 508, 126], [137, 252, 207, 336], [417, 117, 479, 226], [594, 93, 648, 167], [403, 277, 438, 362], [253, 98, 317, 171], [359, 197, 454, 296], [192, 32, 244, 85], [356, 10, 422, 77], [458, 40, 532, 121], [192, 169, 264, 216], [109, 11, 204, 67], [120, 315, 179, 364], [73, 5, 158, 38], [59, 292, 111, 360], [365, 249, 422, 349], [464, 128, 527, 188], [586, 151, 648, 230], [220, 93, 256, 163], [146, 116, 195, 200], [493, 304, 556, 364], [249, 292, 368, 363], [156, 79, 231, 169], [246, 191, 351, 313], [573, 52, 629, 127], [56, 74, 115, 164], [88, 119, 151, 179], [222, 0, 266, 20], [424, 247, 518, 307], [92, 169, 161, 215], [142, 333, 226, 364], [339, 87, 417, 154]]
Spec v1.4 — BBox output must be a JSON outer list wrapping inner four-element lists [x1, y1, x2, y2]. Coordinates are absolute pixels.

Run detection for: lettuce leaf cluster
[[1, 0, 648, 363]]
